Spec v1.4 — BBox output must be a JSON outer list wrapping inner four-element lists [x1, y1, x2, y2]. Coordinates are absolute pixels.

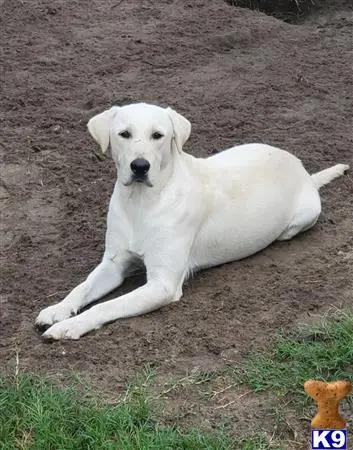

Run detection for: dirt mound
[[226, 0, 319, 22], [225, 0, 352, 22]]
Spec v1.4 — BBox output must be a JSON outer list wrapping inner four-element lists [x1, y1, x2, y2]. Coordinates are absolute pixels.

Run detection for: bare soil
[[1, 0, 352, 447]]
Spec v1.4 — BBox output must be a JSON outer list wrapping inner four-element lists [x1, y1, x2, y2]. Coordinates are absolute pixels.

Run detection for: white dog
[[36, 103, 349, 340]]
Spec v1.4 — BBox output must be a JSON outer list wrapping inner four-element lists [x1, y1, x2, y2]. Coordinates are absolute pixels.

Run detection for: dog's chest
[[126, 218, 151, 258], [107, 194, 158, 259]]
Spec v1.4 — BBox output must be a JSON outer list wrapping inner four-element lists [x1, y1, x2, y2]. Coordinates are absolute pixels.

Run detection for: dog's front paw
[[35, 303, 76, 329], [42, 317, 87, 340]]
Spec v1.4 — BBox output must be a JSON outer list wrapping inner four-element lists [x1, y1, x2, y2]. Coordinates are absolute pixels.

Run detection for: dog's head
[[87, 103, 191, 188]]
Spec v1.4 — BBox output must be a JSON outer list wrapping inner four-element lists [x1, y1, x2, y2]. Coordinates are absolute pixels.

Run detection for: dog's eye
[[152, 132, 164, 140], [119, 130, 131, 139]]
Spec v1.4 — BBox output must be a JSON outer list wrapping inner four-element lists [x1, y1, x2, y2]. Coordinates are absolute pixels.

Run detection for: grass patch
[[0, 372, 279, 450], [3, 313, 350, 449], [242, 310, 353, 398]]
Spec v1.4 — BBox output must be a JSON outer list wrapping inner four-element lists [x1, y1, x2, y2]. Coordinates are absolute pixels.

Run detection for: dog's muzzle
[[130, 158, 150, 176], [124, 158, 153, 187]]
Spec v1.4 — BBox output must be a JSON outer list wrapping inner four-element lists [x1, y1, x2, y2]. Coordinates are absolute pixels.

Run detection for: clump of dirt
[[225, 0, 319, 22], [1, 0, 352, 445], [225, 0, 352, 23]]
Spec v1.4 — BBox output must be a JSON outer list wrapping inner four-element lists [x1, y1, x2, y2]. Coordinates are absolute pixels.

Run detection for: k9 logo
[[312, 430, 347, 449]]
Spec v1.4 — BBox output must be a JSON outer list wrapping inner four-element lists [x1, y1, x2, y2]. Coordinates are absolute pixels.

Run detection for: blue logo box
[[311, 429, 347, 449]]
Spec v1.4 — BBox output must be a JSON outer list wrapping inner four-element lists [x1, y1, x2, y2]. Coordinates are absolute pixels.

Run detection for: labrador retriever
[[35, 103, 349, 339]]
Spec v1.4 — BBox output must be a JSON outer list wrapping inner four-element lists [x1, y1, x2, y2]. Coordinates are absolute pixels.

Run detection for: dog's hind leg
[[277, 185, 321, 241]]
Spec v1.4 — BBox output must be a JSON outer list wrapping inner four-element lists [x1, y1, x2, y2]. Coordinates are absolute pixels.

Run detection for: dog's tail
[[311, 164, 349, 189]]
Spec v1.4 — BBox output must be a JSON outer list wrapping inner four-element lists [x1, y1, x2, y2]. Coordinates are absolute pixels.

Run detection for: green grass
[[3, 313, 351, 449], [0, 373, 279, 450], [242, 310, 353, 397]]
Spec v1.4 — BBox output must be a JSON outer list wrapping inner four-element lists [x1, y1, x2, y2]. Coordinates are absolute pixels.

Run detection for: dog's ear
[[166, 107, 191, 154], [87, 107, 119, 153]]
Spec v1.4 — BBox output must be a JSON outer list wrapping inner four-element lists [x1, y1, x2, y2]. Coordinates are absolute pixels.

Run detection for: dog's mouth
[[123, 175, 153, 187]]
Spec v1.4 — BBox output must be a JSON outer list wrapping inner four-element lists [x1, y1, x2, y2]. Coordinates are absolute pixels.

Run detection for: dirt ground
[[1, 0, 352, 446]]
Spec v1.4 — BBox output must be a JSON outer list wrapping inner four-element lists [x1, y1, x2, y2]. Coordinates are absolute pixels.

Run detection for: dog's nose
[[130, 158, 150, 176]]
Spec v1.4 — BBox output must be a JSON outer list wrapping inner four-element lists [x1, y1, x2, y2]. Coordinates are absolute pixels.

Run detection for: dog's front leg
[[41, 245, 189, 340], [41, 275, 183, 340], [35, 255, 128, 328]]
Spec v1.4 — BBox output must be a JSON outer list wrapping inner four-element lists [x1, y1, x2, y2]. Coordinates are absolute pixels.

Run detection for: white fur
[[35, 103, 349, 339]]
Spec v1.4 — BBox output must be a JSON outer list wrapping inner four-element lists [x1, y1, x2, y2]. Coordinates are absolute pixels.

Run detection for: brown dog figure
[[304, 379, 352, 429]]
